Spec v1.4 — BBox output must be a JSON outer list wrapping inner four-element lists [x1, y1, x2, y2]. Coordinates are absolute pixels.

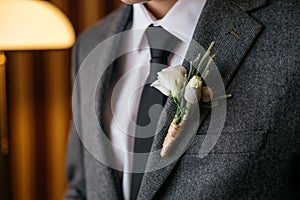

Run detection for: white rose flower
[[184, 75, 202, 104], [151, 65, 186, 98]]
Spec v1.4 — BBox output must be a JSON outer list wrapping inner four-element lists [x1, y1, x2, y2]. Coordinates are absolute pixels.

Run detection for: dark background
[[0, 0, 122, 200]]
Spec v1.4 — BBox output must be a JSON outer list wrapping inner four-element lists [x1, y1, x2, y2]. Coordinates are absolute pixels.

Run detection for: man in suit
[[64, 0, 300, 199]]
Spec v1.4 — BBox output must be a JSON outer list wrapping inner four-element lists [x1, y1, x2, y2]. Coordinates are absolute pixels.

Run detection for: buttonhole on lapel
[[228, 28, 244, 41]]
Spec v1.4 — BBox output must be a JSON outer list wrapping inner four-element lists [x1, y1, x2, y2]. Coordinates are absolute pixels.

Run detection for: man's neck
[[145, 0, 177, 19]]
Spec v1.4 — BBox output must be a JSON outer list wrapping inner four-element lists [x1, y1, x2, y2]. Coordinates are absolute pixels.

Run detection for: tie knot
[[145, 25, 179, 65]]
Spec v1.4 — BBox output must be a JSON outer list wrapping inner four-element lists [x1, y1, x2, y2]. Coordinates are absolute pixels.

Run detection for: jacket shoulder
[[253, 0, 300, 27], [73, 4, 132, 64], [70, 4, 132, 80], [78, 5, 130, 43], [267, 0, 300, 9]]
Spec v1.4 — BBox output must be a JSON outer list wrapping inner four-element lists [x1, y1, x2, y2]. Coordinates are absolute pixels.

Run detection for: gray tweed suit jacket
[[64, 0, 300, 199]]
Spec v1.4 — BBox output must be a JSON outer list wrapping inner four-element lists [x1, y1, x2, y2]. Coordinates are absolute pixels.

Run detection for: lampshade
[[0, 0, 75, 50]]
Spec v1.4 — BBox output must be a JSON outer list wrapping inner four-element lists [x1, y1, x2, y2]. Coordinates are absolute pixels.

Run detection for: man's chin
[[121, 0, 150, 4]]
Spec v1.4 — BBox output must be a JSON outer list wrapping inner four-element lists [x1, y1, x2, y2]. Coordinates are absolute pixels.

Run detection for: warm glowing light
[[0, 0, 75, 50], [0, 52, 6, 65]]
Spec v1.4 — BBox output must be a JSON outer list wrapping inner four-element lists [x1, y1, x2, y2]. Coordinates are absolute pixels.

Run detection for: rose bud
[[184, 75, 202, 104]]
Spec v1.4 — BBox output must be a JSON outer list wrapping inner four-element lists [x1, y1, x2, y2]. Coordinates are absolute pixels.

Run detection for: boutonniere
[[151, 42, 232, 157]]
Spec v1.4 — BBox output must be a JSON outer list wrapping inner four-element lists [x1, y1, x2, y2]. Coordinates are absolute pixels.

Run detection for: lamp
[[0, 1, 75, 199], [0, 0, 75, 155]]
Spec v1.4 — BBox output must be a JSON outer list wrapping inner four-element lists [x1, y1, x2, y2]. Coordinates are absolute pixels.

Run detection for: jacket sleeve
[[64, 122, 86, 200], [63, 40, 86, 200]]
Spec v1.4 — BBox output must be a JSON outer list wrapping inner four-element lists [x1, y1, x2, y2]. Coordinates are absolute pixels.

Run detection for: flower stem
[[202, 54, 215, 80], [213, 94, 233, 101], [173, 97, 183, 125], [196, 41, 215, 76], [189, 54, 201, 80]]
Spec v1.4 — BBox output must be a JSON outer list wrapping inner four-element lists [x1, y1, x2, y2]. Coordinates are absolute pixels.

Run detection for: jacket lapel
[[137, 0, 268, 199], [81, 5, 133, 200]]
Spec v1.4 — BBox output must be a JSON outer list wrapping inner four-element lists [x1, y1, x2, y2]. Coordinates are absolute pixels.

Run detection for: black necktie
[[130, 25, 179, 200]]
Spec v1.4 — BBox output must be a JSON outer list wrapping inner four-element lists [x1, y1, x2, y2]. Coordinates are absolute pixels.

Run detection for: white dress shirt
[[105, 1, 207, 199]]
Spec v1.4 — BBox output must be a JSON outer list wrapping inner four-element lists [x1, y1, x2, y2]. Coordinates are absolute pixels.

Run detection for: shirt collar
[[131, 0, 207, 49]]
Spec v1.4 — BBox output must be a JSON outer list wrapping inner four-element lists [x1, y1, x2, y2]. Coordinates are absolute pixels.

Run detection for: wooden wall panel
[[44, 50, 71, 200], [5, 1, 124, 200], [7, 52, 36, 200], [0, 52, 11, 200]]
